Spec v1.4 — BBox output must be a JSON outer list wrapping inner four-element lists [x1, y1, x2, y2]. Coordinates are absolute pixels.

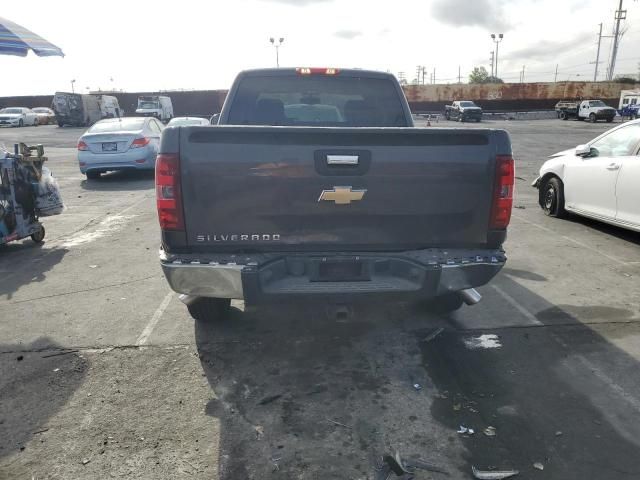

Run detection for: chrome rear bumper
[[160, 248, 506, 303]]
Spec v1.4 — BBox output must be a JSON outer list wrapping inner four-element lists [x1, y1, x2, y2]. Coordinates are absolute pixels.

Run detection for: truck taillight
[[296, 67, 340, 75], [489, 155, 514, 229], [156, 153, 184, 231]]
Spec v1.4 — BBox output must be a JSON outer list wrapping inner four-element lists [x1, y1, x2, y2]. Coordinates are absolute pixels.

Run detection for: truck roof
[[237, 67, 396, 80]]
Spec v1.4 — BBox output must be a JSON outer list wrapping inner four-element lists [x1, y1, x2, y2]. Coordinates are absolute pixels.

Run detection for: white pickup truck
[[556, 99, 617, 123]]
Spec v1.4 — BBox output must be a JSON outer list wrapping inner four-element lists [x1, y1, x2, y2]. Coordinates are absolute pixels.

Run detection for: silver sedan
[[77, 117, 164, 179]]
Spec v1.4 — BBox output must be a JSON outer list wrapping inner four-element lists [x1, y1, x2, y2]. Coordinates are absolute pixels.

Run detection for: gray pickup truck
[[156, 68, 514, 321]]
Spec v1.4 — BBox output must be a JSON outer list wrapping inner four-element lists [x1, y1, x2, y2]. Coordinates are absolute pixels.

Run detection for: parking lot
[[1, 119, 639, 479]]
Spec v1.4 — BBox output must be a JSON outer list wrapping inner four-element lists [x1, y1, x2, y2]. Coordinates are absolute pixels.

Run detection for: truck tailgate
[[175, 126, 511, 251]]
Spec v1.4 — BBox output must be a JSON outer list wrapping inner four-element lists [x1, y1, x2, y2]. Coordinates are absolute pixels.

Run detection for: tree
[[469, 66, 489, 84], [613, 75, 639, 84], [468, 67, 504, 84]]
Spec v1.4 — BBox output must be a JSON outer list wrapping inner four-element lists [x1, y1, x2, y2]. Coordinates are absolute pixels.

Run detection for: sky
[[2, 0, 639, 96]]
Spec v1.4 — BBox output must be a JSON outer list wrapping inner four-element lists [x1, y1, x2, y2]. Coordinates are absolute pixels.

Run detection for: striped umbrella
[[0, 16, 64, 57]]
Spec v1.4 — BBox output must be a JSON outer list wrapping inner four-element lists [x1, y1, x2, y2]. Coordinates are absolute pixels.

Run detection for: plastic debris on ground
[[483, 426, 497, 437], [373, 450, 448, 479], [472, 466, 519, 479], [422, 327, 444, 343], [457, 425, 475, 435], [533, 462, 544, 470]]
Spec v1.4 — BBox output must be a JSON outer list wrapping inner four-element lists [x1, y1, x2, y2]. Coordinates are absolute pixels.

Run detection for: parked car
[[135, 95, 173, 122], [444, 101, 482, 122], [533, 119, 640, 232], [32, 107, 56, 125], [156, 67, 513, 322], [0, 107, 38, 127], [53, 92, 102, 127], [555, 99, 617, 122], [77, 116, 164, 179], [167, 117, 210, 127]]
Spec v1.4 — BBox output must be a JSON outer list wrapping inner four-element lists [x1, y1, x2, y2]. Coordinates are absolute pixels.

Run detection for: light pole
[[70, 79, 76, 93], [490, 33, 504, 78], [269, 37, 284, 67]]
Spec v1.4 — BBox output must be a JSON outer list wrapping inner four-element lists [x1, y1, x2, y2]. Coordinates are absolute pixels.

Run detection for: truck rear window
[[227, 75, 408, 127]]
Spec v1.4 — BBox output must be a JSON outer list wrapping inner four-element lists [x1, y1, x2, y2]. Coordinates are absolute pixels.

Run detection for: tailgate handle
[[327, 154, 359, 165]]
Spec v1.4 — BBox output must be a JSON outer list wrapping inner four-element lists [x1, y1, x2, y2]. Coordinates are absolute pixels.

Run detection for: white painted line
[[512, 214, 629, 266], [491, 284, 543, 326], [136, 292, 173, 346]]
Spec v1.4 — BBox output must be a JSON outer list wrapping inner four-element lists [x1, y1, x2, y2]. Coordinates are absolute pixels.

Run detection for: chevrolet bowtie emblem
[[318, 186, 367, 205]]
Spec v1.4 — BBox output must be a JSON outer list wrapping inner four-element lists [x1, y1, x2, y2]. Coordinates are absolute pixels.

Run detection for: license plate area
[[311, 257, 369, 282], [102, 142, 117, 152]]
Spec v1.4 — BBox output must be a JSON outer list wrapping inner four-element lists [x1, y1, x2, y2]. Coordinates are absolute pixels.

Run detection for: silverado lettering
[[196, 234, 281, 242]]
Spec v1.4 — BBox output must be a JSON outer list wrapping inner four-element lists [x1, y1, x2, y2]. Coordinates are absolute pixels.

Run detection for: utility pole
[[520, 65, 525, 83], [70, 79, 76, 94], [491, 34, 504, 78], [554, 64, 559, 83], [422, 67, 426, 85], [608, 0, 626, 80], [490, 51, 495, 77], [458, 65, 462, 84], [269, 37, 284, 67], [593, 23, 603, 81], [432, 67, 436, 84]]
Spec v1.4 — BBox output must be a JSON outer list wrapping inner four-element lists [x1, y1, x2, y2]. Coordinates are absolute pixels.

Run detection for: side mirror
[[575, 144, 591, 157]]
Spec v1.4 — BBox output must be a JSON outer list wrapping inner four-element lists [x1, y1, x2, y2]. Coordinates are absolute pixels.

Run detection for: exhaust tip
[[460, 288, 482, 305]]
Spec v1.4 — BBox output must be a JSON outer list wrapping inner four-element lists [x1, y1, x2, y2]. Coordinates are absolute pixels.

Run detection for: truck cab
[[135, 95, 173, 122], [578, 100, 616, 123]]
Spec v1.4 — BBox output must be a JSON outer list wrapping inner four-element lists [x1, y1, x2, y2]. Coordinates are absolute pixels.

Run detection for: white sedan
[[533, 119, 640, 232], [0, 107, 38, 127]]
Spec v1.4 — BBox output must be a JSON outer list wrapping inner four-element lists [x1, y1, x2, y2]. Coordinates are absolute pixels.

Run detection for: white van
[[97, 95, 122, 118], [135, 95, 173, 122]]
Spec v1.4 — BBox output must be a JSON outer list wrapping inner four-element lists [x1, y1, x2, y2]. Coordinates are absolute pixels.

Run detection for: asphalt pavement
[[1, 120, 639, 479]]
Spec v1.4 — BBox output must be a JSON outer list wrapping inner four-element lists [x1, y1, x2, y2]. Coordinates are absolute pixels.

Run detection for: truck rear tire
[[425, 293, 464, 314], [589, 113, 596, 123], [187, 298, 231, 322]]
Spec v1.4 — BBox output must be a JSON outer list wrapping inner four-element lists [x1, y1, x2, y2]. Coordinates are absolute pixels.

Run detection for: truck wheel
[[187, 298, 231, 322], [458, 116, 464, 123], [57, 121, 64, 127], [541, 177, 565, 218], [560, 112, 568, 120], [31, 225, 45, 244], [589, 113, 596, 123], [606, 117, 613, 123], [426, 293, 464, 314]]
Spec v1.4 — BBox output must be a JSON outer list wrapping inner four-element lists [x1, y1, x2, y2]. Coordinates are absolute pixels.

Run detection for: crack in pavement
[[1, 274, 159, 305]]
